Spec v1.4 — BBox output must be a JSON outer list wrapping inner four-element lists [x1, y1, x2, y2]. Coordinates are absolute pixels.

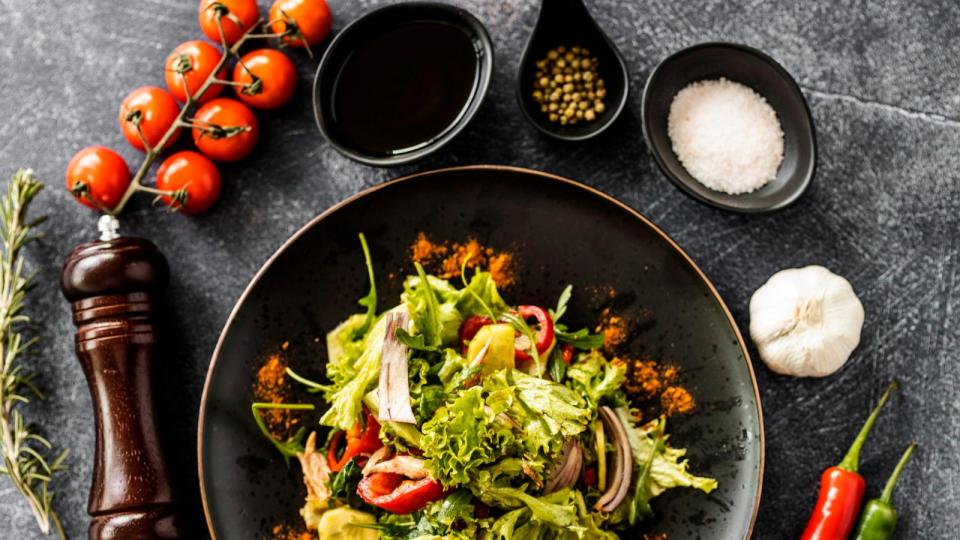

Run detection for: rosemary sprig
[[0, 169, 67, 539]]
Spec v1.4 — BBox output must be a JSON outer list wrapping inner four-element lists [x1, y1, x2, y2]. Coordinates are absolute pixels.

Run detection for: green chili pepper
[[851, 442, 917, 540]]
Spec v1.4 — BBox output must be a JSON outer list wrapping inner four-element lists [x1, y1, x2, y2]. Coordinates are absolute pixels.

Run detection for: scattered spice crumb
[[596, 307, 628, 352], [409, 232, 516, 288], [642, 534, 668, 540], [624, 357, 694, 417], [272, 523, 315, 540], [253, 353, 299, 438], [661, 386, 695, 416]]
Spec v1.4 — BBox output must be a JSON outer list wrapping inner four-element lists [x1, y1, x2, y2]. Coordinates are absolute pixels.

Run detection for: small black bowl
[[313, 2, 493, 166], [515, 0, 629, 141], [642, 42, 816, 213]]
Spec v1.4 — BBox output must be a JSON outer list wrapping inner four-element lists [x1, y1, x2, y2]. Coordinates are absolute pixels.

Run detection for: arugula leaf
[[630, 416, 666, 525], [550, 284, 573, 323], [402, 266, 463, 349], [394, 328, 440, 352], [457, 264, 508, 320], [435, 489, 473, 527], [555, 325, 605, 349], [352, 233, 378, 340], [284, 366, 324, 394], [328, 457, 367, 509], [250, 402, 315, 465], [547, 346, 567, 383]]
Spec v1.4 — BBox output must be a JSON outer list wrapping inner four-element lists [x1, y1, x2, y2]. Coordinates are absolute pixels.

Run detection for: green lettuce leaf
[[420, 386, 517, 487], [320, 310, 394, 430], [456, 270, 509, 319], [565, 350, 627, 407], [324, 313, 368, 393], [402, 266, 463, 349], [615, 408, 718, 497], [483, 369, 591, 464]]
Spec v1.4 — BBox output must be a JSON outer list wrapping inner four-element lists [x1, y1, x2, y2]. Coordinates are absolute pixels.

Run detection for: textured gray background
[[0, 0, 957, 538]]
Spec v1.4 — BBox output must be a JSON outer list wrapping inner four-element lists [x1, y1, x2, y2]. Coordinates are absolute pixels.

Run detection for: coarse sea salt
[[667, 78, 784, 195]]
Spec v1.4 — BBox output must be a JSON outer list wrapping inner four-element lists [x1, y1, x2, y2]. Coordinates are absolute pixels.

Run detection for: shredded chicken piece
[[297, 432, 331, 505], [362, 446, 392, 475], [363, 455, 429, 479]]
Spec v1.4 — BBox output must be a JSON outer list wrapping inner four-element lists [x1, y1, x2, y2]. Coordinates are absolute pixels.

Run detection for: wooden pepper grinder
[[60, 216, 180, 539]]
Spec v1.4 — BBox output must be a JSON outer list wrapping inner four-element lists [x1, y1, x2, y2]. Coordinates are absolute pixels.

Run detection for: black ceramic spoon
[[516, 0, 629, 141]]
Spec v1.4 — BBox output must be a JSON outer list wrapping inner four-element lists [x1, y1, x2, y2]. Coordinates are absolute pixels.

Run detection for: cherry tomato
[[118, 87, 181, 152], [164, 40, 228, 104], [191, 98, 259, 162], [232, 49, 298, 110], [512, 305, 555, 362], [198, 0, 259, 46], [458, 315, 493, 353], [155, 151, 222, 214], [327, 411, 382, 472], [65, 146, 131, 210], [357, 472, 446, 514], [269, 0, 332, 47]]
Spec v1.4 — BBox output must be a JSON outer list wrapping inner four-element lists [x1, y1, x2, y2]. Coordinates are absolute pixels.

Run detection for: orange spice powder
[[596, 307, 628, 352], [410, 233, 515, 288], [272, 523, 315, 540], [623, 357, 694, 417], [253, 352, 300, 438]]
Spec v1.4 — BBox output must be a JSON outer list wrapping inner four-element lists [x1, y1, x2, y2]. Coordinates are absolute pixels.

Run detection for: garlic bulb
[[749, 265, 864, 377]]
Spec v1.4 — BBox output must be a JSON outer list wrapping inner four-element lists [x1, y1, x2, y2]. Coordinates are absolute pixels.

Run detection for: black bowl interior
[[313, 2, 493, 166], [642, 43, 816, 213], [199, 166, 763, 539], [516, 0, 628, 140]]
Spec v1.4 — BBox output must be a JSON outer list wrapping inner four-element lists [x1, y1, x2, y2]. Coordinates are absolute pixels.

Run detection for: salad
[[253, 235, 716, 539]]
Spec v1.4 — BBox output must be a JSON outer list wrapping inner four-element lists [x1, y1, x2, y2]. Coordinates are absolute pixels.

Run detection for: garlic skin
[[749, 265, 864, 377]]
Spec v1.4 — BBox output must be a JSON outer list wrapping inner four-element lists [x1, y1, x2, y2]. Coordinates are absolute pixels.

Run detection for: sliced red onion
[[594, 406, 633, 512], [544, 438, 583, 494], [378, 310, 416, 424]]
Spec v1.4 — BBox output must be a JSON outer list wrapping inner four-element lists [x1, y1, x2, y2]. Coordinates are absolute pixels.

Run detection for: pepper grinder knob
[[60, 235, 179, 539]]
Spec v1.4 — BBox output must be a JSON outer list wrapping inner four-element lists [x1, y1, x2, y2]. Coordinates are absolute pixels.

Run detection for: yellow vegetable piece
[[316, 507, 379, 540], [467, 323, 516, 375]]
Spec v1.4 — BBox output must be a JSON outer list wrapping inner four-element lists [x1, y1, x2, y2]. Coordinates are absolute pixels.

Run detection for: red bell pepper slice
[[512, 305, 555, 362], [561, 343, 575, 364], [327, 410, 382, 472], [357, 472, 446, 514], [458, 315, 492, 353]]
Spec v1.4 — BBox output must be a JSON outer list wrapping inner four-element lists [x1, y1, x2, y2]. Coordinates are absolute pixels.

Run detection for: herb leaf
[[352, 233, 378, 340], [555, 326, 604, 350], [250, 402, 315, 464], [547, 346, 567, 383], [550, 284, 573, 323]]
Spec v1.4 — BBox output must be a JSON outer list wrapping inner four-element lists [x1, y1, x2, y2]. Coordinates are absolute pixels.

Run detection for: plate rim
[[197, 164, 765, 539]]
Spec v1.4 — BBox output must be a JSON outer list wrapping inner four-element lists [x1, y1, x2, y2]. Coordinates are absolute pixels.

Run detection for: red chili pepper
[[458, 315, 492, 353], [327, 410, 382, 472], [561, 343, 575, 364], [357, 471, 446, 514], [512, 305, 555, 362], [800, 383, 897, 540]]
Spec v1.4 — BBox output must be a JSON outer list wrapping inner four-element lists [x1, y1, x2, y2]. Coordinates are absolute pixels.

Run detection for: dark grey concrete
[[0, 0, 957, 538]]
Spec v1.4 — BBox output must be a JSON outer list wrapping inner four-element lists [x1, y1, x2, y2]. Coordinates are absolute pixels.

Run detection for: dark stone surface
[[0, 0, 956, 538]]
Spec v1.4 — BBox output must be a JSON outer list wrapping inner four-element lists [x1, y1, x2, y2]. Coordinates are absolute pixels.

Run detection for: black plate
[[642, 42, 816, 213], [198, 166, 764, 539]]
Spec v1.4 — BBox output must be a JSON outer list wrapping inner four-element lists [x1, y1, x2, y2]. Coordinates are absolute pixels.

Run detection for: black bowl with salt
[[642, 42, 816, 213]]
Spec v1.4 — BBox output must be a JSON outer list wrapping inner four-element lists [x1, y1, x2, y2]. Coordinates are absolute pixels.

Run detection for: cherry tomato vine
[[66, 0, 331, 216]]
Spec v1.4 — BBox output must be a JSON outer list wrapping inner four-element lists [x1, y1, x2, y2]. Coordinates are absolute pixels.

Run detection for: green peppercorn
[[530, 44, 607, 125]]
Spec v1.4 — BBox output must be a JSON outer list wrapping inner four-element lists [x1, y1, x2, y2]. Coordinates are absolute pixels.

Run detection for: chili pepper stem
[[879, 443, 916, 504], [837, 381, 898, 472]]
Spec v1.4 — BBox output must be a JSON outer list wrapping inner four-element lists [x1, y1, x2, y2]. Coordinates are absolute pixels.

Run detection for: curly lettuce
[[420, 386, 517, 487], [565, 350, 627, 408]]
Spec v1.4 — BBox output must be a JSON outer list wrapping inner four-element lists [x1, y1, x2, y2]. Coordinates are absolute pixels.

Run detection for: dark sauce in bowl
[[330, 21, 479, 157]]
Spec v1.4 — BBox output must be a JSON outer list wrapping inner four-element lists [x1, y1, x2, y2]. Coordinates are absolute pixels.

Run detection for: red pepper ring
[[327, 410, 383, 472], [357, 472, 447, 514], [458, 315, 493, 353], [512, 305, 555, 362]]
